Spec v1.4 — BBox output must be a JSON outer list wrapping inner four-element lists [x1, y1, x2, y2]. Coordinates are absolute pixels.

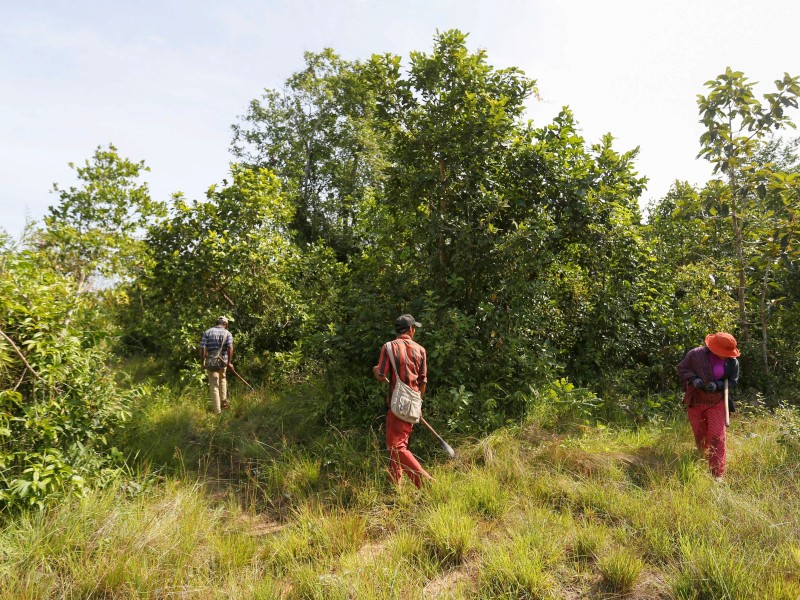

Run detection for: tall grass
[[2, 383, 799, 598]]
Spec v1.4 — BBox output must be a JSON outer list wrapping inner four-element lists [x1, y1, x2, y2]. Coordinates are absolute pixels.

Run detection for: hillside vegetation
[[2, 30, 800, 599], [2, 384, 799, 599]]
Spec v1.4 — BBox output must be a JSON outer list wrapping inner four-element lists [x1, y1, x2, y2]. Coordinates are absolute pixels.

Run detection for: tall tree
[[41, 145, 165, 289], [697, 68, 800, 341], [232, 49, 387, 260], [367, 29, 536, 302]]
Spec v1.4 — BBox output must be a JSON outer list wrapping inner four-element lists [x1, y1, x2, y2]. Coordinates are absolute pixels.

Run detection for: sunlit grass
[[2, 387, 799, 598], [598, 548, 645, 593]]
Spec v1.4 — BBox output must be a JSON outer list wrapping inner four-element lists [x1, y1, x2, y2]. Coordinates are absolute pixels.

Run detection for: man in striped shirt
[[373, 314, 433, 488], [200, 316, 234, 414]]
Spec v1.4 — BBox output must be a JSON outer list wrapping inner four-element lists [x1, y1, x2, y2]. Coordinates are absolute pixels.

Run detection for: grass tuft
[[598, 548, 645, 593], [420, 501, 478, 567]]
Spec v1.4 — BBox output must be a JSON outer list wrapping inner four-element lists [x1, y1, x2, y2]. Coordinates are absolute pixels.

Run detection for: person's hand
[[704, 381, 717, 392], [227, 363, 235, 372], [692, 378, 704, 389], [373, 365, 386, 381]]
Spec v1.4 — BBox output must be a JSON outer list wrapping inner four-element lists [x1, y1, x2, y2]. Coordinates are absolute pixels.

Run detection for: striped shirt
[[377, 334, 427, 406], [200, 325, 233, 362]]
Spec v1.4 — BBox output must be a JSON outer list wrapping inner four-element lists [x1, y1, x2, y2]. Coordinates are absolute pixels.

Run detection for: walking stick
[[227, 363, 256, 392], [420, 417, 455, 459], [724, 378, 730, 427]]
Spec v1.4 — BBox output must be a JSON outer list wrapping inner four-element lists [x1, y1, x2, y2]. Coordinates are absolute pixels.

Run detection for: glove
[[692, 378, 704, 389], [704, 381, 718, 392], [715, 379, 725, 391]]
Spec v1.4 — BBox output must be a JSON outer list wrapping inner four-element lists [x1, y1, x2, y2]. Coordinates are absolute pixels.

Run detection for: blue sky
[[2, 0, 799, 237]]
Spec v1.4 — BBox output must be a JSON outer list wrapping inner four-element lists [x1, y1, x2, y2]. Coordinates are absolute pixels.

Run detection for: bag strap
[[209, 329, 229, 361], [385, 339, 414, 379], [385, 342, 399, 377]]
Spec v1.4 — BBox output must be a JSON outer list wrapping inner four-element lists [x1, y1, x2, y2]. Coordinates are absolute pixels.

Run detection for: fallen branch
[[0, 328, 42, 381]]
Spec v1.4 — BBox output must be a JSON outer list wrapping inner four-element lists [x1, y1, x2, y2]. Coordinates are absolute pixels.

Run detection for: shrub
[[0, 243, 133, 510]]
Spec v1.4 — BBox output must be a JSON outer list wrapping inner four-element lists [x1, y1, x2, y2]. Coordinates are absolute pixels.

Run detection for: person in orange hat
[[676, 332, 740, 479]]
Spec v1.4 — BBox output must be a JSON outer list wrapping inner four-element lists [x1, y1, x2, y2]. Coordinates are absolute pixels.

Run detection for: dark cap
[[395, 314, 421, 330]]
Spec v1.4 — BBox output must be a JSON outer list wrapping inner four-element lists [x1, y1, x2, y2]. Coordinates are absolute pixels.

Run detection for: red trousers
[[687, 401, 727, 477], [386, 410, 431, 488]]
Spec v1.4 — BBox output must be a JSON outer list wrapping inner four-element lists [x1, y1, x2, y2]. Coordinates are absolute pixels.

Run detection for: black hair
[[395, 325, 410, 334]]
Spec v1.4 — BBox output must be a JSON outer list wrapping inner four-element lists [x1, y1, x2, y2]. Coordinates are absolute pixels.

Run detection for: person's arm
[[676, 349, 704, 391], [373, 343, 389, 382], [719, 358, 739, 390], [200, 332, 207, 361]]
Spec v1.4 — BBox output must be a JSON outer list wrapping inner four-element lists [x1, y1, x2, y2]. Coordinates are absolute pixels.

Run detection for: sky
[[2, 0, 799, 237]]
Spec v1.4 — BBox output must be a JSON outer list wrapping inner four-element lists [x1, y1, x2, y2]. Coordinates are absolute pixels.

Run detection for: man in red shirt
[[373, 314, 433, 488]]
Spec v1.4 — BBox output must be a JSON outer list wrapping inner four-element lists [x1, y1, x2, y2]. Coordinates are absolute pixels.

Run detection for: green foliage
[[540, 378, 602, 425], [124, 165, 343, 381], [233, 48, 388, 260], [228, 34, 800, 427], [0, 240, 132, 510], [39, 144, 165, 287], [312, 32, 654, 430], [776, 403, 800, 447], [693, 68, 800, 394]]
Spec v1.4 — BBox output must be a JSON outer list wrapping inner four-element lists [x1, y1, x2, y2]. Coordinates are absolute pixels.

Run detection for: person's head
[[216, 316, 229, 329], [705, 332, 740, 358], [395, 314, 422, 336]]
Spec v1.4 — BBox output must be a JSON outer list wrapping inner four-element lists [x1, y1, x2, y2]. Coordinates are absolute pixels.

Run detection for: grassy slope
[[2, 383, 800, 599]]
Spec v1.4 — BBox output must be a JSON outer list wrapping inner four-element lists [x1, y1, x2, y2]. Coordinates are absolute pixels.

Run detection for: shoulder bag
[[204, 333, 228, 371], [385, 341, 422, 424]]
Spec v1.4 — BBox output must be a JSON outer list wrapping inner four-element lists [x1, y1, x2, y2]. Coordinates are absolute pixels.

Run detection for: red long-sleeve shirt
[[377, 334, 427, 407]]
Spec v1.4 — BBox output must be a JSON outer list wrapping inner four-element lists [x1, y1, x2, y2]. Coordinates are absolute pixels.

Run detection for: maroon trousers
[[386, 410, 431, 488], [687, 401, 727, 477]]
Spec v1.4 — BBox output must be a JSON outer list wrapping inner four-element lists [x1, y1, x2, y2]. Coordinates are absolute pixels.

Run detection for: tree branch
[[0, 328, 42, 381]]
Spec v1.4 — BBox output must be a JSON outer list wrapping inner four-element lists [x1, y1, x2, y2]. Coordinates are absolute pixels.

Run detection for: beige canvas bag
[[385, 341, 422, 424]]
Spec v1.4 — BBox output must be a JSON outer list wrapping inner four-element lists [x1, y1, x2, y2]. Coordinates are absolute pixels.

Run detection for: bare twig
[[12, 371, 25, 392], [0, 328, 42, 381]]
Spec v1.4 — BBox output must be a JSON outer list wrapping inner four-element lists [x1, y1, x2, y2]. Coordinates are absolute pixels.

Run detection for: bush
[[0, 242, 132, 510]]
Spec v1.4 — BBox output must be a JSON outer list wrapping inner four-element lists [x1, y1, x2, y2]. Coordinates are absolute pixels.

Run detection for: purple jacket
[[677, 346, 740, 406]]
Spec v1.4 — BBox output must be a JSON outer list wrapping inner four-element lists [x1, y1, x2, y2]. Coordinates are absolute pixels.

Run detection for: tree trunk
[[731, 211, 748, 341], [728, 169, 749, 342], [759, 261, 771, 396], [437, 158, 448, 292]]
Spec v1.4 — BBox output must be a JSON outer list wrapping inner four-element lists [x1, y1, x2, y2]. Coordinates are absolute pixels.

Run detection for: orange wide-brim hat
[[705, 332, 740, 358]]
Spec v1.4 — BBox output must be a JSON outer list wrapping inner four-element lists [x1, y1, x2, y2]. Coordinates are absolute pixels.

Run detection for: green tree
[[327, 33, 653, 427], [696, 68, 800, 390], [128, 166, 342, 380], [40, 145, 165, 289], [232, 49, 387, 260]]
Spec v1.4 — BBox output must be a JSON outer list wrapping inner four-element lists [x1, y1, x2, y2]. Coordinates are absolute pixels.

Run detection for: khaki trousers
[[208, 369, 227, 414]]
